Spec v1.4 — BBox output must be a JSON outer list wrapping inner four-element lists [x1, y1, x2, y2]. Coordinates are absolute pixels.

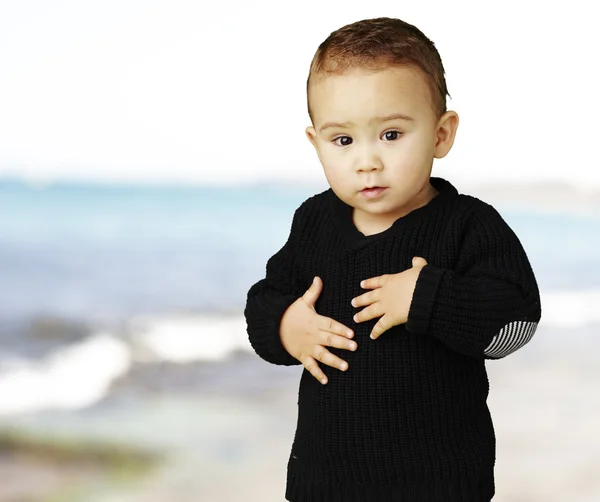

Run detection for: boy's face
[[306, 65, 458, 231]]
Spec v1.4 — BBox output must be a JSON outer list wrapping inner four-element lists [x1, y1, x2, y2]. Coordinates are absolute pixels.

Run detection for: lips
[[360, 186, 388, 199]]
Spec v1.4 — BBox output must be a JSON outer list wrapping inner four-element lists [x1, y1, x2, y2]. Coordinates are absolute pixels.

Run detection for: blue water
[[1, 178, 599, 326]]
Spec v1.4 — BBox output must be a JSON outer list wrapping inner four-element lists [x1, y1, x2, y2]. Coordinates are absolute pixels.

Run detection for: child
[[244, 17, 541, 502]]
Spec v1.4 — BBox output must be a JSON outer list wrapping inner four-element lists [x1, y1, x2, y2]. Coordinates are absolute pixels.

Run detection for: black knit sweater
[[244, 177, 542, 502]]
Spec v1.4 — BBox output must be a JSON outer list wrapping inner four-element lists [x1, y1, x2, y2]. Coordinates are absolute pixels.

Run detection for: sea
[[0, 177, 599, 416]]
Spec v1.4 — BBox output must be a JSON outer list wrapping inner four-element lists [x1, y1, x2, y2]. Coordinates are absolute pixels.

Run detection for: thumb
[[303, 276, 322, 306], [412, 256, 428, 268]]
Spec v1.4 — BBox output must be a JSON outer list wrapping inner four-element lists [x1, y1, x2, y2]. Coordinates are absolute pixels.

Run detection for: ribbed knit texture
[[244, 177, 542, 502]]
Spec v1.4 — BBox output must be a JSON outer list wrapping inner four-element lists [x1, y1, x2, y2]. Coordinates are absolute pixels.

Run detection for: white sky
[[0, 0, 598, 188]]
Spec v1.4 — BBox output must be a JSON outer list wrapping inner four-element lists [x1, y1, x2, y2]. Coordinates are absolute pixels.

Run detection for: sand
[[1, 323, 598, 502]]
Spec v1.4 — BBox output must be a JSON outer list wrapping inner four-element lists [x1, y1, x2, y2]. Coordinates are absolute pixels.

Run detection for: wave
[[129, 288, 600, 363], [537, 288, 600, 328], [129, 314, 250, 363], [0, 288, 597, 416], [0, 333, 130, 415]]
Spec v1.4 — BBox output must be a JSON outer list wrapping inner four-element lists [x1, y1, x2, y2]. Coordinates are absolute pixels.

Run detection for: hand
[[351, 257, 428, 340], [280, 276, 357, 385]]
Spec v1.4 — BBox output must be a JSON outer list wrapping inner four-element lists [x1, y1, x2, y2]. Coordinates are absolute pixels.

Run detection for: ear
[[433, 111, 459, 159], [306, 126, 318, 149]]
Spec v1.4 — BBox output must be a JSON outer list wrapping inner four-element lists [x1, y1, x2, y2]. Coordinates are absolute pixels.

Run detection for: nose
[[355, 147, 383, 173]]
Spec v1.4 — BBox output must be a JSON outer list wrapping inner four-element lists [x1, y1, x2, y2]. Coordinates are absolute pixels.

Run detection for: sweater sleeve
[[243, 205, 304, 366], [405, 204, 542, 359]]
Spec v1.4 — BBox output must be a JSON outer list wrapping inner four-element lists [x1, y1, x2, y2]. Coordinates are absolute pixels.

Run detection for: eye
[[382, 130, 402, 141], [333, 136, 353, 147]]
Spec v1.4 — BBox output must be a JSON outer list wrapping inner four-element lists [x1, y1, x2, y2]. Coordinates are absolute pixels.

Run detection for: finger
[[360, 275, 386, 290], [354, 302, 383, 323], [319, 316, 354, 338], [313, 346, 349, 372], [370, 314, 392, 340], [299, 355, 329, 385], [302, 276, 323, 307], [351, 289, 376, 308], [318, 329, 357, 352], [412, 256, 428, 267]]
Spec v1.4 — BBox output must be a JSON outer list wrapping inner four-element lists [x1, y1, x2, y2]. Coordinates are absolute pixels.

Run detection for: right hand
[[280, 276, 357, 385]]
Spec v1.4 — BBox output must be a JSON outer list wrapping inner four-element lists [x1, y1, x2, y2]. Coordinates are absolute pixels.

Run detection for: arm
[[406, 204, 542, 359], [243, 206, 304, 366]]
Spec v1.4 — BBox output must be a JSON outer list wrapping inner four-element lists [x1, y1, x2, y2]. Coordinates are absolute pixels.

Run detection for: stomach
[[291, 324, 494, 479]]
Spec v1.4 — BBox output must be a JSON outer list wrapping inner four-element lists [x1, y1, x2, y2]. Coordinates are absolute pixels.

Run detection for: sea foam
[[0, 333, 130, 415], [0, 288, 596, 415], [130, 288, 600, 363]]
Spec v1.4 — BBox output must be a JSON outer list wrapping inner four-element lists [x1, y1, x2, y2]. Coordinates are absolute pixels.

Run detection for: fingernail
[[321, 378, 327, 384], [347, 330, 353, 337], [340, 363, 347, 370]]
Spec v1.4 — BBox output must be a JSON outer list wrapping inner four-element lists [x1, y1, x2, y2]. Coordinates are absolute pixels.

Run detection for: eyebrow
[[319, 113, 414, 132]]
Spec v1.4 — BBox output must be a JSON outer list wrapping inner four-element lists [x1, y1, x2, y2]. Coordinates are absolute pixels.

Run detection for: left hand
[[351, 257, 428, 339]]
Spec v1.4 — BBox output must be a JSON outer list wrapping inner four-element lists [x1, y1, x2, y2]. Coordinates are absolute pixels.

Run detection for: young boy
[[244, 17, 541, 501]]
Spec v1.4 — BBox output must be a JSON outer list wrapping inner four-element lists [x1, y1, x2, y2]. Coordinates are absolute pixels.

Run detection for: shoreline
[[252, 177, 600, 217], [4, 175, 600, 216]]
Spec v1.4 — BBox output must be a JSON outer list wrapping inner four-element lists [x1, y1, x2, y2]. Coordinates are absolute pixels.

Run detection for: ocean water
[[0, 178, 599, 415]]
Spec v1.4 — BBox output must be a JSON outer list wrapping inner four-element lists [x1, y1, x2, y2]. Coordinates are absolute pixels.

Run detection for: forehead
[[309, 66, 435, 125]]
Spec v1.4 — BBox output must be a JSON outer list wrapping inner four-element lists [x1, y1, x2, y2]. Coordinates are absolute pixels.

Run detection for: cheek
[[320, 154, 350, 187], [319, 148, 347, 173], [387, 136, 432, 168], [322, 166, 345, 188]]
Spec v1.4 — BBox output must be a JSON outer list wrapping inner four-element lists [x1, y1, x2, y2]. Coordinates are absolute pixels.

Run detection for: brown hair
[[307, 17, 450, 121]]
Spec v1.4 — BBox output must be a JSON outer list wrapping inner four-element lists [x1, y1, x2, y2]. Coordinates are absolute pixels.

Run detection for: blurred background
[[1, 1, 599, 501]]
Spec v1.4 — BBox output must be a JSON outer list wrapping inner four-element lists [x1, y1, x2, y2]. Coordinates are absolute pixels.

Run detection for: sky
[[0, 0, 598, 189]]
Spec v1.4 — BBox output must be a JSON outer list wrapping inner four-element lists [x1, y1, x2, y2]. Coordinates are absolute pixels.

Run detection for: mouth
[[359, 186, 388, 199]]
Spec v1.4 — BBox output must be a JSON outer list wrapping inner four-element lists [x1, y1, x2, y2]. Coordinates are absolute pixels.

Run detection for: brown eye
[[334, 136, 353, 146], [383, 131, 401, 141]]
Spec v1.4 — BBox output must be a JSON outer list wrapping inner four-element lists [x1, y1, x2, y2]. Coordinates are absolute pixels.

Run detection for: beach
[[1, 179, 599, 501], [1, 318, 599, 501]]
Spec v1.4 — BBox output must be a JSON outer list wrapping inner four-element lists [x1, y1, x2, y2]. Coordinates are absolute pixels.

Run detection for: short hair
[[307, 17, 451, 122]]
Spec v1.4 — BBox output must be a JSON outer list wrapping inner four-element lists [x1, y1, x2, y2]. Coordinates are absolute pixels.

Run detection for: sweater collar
[[328, 176, 459, 249]]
